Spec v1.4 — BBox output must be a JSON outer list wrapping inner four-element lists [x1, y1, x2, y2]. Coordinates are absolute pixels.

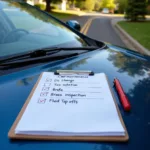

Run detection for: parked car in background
[[0, 0, 150, 150], [102, 8, 109, 14]]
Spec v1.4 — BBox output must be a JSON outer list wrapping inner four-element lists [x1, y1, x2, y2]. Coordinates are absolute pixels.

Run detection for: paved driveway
[[75, 15, 125, 47]]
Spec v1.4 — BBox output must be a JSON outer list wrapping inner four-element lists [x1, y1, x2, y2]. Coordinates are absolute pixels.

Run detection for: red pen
[[114, 78, 131, 111]]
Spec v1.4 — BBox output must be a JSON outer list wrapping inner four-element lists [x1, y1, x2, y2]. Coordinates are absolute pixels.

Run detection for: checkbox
[[38, 98, 46, 104], [40, 92, 49, 97], [44, 83, 51, 87], [45, 78, 52, 82], [42, 87, 50, 91]]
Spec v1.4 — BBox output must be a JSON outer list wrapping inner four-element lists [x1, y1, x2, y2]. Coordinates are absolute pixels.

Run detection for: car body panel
[[1, 46, 150, 150]]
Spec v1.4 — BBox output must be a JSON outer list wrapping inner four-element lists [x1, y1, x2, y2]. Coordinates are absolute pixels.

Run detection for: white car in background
[[102, 8, 109, 14]]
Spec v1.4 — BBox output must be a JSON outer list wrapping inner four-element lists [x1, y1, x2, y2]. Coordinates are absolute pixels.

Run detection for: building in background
[[61, 0, 66, 11], [27, 0, 66, 11], [27, 0, 34, 5]]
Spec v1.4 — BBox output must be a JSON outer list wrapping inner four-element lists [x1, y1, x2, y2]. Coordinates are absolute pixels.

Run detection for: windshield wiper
[[0, 53, 79, 67], [0, 46, 100, 67], [0, 46, 99, 64]]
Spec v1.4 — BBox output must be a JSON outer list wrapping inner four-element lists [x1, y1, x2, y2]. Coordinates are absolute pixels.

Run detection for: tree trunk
[[45, 0, 51, 12]]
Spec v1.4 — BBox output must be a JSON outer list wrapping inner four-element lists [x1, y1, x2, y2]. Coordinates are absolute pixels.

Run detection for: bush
[[50, 6, 57, 9], [75, 1, 85, 10], [34, 4, 45, 10], [51, 4, 59, 10], [114, 10, 119, 14]]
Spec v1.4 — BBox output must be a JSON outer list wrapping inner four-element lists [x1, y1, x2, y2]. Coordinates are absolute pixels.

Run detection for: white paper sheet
[[15, 72, 125, 136]]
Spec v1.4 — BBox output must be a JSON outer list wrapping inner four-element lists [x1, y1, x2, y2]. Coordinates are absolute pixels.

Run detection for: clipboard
[[8, 70, 129, 142]]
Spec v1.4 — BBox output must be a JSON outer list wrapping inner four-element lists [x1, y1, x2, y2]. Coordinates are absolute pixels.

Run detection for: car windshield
[[0, 0, 88, 57]]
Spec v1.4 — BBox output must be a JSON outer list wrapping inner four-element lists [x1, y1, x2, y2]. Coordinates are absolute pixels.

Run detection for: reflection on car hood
[[1, 45, 150, 150]]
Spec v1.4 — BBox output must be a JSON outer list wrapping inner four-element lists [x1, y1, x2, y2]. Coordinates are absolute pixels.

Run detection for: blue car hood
[[1, 46, 150, 150]]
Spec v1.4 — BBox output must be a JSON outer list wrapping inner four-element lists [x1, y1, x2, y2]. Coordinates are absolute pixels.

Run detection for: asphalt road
[[76, 15, 125, 47]]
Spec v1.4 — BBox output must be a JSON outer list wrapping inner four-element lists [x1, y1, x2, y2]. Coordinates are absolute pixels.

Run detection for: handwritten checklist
[[35, 73, 105, 105], [15, 72, 125, 136]]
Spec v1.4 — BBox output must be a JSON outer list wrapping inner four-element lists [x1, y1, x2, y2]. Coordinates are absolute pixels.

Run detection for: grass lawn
[[52, 9, 85, 16], [49, 9, 86, 20], [118, 21, 150, 50], [38, 8, 85, 20], [49, 12, 76, 20]]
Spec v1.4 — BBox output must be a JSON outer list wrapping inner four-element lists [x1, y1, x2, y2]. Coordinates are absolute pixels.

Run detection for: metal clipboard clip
[[54, 70, 94, 76]]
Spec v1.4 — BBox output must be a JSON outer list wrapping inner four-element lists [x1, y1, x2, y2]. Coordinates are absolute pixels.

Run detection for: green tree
[[100, 0, 115, 9], [115, 0, 127, 14], [125, 0, 147, 21], [94, 0, 101, 11], [68, 0, 75, 7], [75, 1, 85, 9], [100, 0, 108, 8], [69, 0, 85, 8], [84, 0, 95, 11]]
